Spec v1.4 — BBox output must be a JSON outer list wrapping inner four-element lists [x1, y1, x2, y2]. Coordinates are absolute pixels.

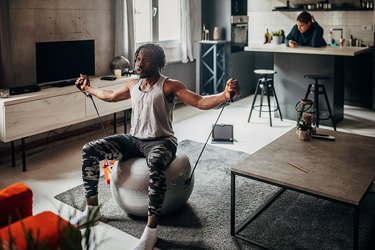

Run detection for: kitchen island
[[245, 44, 371, 126]]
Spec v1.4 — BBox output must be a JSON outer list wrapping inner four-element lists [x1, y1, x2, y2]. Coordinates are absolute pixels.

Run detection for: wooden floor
[[0, 95, 374, 250]]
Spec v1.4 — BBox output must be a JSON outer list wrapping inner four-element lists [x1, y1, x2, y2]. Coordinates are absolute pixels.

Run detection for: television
[[36, 39, 95, 85]]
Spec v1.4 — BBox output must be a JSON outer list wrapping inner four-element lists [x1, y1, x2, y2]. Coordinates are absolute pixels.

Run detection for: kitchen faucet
[[330, 28, 344, 45], [331, 28, 343, 39]]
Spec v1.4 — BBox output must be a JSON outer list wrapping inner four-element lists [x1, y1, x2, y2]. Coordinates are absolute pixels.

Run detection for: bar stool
[[248, 69, 283, 127], [304, 74, 336, 131]]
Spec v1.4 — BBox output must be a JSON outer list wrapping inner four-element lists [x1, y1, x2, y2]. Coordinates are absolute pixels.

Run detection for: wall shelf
[[273, 7, 373, 12]]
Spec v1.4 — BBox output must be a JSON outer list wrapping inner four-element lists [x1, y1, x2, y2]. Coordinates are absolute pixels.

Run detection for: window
[[134, 0, 181, 45]]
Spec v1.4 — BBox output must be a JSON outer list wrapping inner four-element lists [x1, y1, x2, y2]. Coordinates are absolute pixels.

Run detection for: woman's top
[[285, 22, 327, 47]]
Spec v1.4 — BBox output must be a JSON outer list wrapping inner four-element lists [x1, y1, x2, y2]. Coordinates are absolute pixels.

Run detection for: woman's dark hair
[[297, 11, 312, 23], [134, 43, 167, 70]]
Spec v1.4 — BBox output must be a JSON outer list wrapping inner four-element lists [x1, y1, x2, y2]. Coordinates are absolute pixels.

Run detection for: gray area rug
[[55, 140, 375, 250]]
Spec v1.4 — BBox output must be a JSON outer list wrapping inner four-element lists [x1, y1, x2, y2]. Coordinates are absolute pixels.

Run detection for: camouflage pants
[[81, 134, 177, 216]]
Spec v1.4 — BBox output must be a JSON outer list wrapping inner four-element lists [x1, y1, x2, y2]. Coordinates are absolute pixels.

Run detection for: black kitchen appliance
[[231, 15, 249, 53]]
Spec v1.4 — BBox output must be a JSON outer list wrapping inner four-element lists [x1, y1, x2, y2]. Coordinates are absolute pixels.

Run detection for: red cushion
[[0, 211, 82, 249], [0, 182, 33, 227]]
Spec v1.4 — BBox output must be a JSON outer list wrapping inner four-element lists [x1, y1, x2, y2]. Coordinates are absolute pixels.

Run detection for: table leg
[[11, 141, 16, 167], [124, 110, 127, 134], [113, 113, 117, 134], [230, 172, 285, 249], [21, 138, 26, 172], [230, 172, 236, 236], [353, 206, 359, 250]]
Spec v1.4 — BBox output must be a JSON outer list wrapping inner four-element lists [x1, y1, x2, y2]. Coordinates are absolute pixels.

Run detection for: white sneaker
[[71, 205, 102, 227]]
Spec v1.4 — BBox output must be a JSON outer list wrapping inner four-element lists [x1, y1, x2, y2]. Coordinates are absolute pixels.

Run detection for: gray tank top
[[129, 75, 177, 146]]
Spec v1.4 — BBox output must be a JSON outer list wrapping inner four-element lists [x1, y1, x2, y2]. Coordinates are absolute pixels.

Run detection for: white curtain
[[114, 0, 136, 67], [0, 0, 13, 87], [180, 0, 194, 63]]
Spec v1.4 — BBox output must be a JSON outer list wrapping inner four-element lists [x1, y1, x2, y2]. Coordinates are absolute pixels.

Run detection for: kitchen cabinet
[[344, 50, 373, 108], [245, 44, 371, 123]]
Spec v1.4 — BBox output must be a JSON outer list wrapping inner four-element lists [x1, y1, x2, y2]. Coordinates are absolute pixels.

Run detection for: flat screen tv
[[36, 39, 95, 85]]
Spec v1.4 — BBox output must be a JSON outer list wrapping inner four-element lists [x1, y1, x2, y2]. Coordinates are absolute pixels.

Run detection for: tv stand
[[0, 75, 137, 171]]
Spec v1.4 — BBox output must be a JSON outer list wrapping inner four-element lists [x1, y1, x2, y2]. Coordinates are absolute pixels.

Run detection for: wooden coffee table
[[230, 128, 375, 250]]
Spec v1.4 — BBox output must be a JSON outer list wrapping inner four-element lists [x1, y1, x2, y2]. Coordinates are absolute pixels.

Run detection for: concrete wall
[[9, 0, 115, 86], [8, 0, 202, 91], [248, 0, 374, 46]]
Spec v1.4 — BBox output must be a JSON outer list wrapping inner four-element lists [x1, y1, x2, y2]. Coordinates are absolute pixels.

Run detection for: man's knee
[[82, 140, 99, 155], [82, 142, 91, 154], [147, 146, 174, 169]]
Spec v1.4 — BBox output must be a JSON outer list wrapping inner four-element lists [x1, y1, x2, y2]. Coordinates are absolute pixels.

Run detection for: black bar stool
[[248, 69, 283, 127], [304, 74, 336, 131]]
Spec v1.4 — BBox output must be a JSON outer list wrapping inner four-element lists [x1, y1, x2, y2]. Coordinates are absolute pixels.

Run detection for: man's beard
[[137, 68, 158, 79]]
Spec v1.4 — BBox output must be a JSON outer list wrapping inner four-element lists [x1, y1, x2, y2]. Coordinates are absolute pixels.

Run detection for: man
[[286, 11, 327, 48], [73, 43, 240, 250]]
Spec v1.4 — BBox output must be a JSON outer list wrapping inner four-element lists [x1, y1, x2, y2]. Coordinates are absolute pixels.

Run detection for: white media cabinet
[[0, 75, 137, 171]]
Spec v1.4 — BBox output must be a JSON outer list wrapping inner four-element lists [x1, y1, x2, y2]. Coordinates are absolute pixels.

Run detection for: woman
[[286, 11, 326, 48]]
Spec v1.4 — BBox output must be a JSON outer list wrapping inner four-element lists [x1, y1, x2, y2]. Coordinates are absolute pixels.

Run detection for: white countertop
[[198, 40, 229, 44], [245, 43, 371, 56]]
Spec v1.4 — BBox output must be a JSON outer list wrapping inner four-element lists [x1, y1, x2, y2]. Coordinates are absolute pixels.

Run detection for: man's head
[[296, 11, 312, 34], [134, 43, 166, 78]]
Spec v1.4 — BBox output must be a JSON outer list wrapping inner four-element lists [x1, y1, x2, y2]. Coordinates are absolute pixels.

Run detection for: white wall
[[248, 0, 374, 46]]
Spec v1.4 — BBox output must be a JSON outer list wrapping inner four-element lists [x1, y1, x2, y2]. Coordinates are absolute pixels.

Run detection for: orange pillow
[[0, 182, 33, 227], [0, 211, 82, 249]]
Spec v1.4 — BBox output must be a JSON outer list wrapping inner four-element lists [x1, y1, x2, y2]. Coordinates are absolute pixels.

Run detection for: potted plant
[[271, 30, 284, 44], [296, 120, 312, 141]]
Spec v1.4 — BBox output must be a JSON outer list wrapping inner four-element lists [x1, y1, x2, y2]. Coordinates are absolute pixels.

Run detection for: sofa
[[0, 182, 82, 249]]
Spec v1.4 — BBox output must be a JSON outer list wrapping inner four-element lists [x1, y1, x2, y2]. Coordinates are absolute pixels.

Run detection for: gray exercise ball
[[110, 150, 194, 217]]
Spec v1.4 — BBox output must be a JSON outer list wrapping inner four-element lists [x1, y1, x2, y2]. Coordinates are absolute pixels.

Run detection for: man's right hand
[[75, 74, 90, 91], [288, 40, 297, 48]]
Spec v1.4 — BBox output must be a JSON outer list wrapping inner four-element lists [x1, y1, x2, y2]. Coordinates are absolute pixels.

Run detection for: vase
[[213, 27, 221, 40], [271, 36, 282, 44]]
